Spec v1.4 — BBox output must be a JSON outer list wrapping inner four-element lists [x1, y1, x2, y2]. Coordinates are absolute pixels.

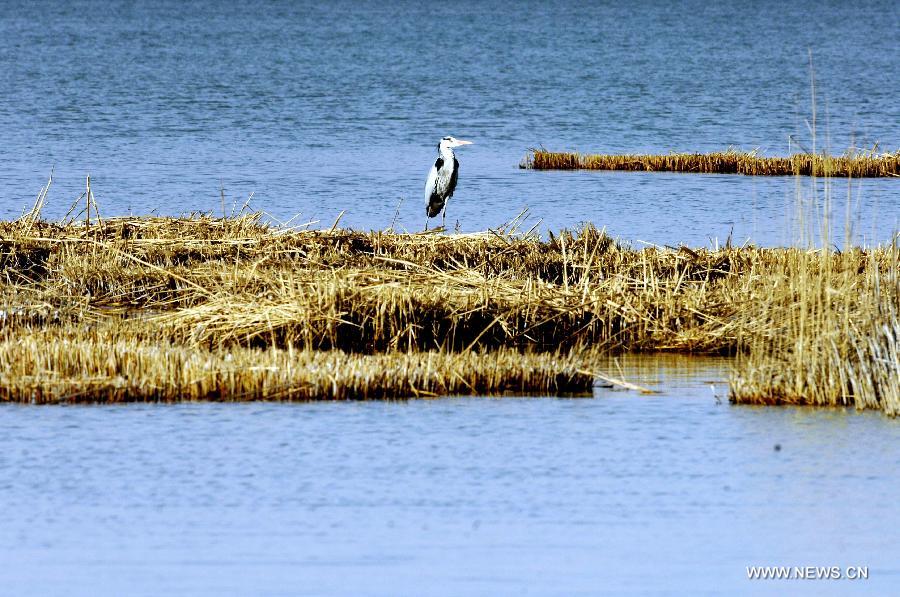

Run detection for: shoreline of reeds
[[0, 341, 598, 403], [521, 149, 900, 177], [0, 213, 897, 412], [729, 242, 899, 414]]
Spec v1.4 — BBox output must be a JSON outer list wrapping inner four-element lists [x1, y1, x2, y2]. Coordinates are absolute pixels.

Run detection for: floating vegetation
[[0, 213, 896, 410], [521, 148, 900, 177]]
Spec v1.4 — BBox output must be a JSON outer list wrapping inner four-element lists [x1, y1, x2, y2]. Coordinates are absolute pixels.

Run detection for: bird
[[424, 136, 473, 230]]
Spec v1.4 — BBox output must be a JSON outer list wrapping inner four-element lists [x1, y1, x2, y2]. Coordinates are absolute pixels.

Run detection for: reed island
[[522, 148, 900, 177], [1, 208, 896, 413]]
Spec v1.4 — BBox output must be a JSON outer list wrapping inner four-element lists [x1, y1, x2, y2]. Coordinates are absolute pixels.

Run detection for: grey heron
[[424, 136, 473, 230]]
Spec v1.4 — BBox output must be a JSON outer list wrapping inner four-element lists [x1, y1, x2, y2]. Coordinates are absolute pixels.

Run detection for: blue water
[[1, 0, 898, 245], [2, 354, 898, 596]]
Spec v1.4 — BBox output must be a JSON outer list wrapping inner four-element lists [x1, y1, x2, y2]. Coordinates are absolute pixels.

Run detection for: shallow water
[[1, 354, 898, 596], [1, 0, 898, 245]]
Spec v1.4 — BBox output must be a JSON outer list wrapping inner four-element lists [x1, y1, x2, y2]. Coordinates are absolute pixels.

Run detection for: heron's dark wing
[[448, 157, 459, 196]]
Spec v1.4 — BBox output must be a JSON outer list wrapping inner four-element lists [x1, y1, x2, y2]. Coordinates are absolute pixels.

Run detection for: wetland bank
[[1, 212, 896, 413]]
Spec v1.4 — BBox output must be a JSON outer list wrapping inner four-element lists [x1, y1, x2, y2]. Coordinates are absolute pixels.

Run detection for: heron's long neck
[[439, 146, 455, 162]]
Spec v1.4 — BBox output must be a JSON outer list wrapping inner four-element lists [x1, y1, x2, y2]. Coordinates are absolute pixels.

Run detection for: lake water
[[2, 353, 898, 596], [1, 0, 898, 245]]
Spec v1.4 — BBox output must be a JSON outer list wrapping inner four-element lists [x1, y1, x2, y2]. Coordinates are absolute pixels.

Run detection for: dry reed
[[730, 242, 900, 415], [522, 149, 900, 177], [0, 213, 896, 408], [0, 339, 594, 404], [0, 215, 781, 354]]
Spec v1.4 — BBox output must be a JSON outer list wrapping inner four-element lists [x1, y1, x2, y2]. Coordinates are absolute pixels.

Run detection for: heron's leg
[[441, 206, 447, 229], [424, 217, 429, 231]]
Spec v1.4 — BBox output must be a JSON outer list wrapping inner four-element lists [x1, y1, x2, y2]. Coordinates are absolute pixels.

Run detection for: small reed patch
[[0, 341, 595, 403], [729, 244, 900, 415], [522, 149, 900, 177]]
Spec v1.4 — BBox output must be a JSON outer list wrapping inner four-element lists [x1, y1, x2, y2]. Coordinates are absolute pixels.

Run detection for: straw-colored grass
[[0, 338, 594, 403], [522, 148, 900, 177], [0, 213, 897, 409], [729, 243, 900, 415], [0, 215, 785, 354]]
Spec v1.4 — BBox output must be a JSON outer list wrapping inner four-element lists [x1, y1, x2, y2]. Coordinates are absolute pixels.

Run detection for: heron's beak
[[453, 139, 473, 147]]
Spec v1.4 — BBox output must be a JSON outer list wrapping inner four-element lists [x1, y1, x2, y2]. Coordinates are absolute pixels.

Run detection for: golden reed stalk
[[522, 149, 900, 177]]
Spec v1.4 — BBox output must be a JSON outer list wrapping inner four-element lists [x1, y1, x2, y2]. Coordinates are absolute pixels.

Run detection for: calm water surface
[[1, 354, 898, 596], [1, 0, 898, 245]]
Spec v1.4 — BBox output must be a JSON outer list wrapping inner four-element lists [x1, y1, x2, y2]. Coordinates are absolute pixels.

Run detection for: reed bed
[[730, 243, 900, 415], [0, 215, 777, 354], [522, 149, 900, 177], [0, 213, 896, 409], [0, 339, 594, 403]]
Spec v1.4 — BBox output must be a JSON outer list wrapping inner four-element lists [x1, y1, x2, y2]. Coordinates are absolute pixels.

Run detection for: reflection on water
[[591, 352, 731, 397], [1, 353, 897, 596]]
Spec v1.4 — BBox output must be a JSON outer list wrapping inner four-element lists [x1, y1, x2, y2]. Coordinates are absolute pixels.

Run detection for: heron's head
[[439, 136, 474, 151]]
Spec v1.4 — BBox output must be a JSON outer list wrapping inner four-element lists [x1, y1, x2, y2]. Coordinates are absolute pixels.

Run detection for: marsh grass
[[729, 235, 900, 415], [0, 215, 756, 354], [0, 340, 595, 403], [522, 148, 900, 177], [0, 213, 896, 408]]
